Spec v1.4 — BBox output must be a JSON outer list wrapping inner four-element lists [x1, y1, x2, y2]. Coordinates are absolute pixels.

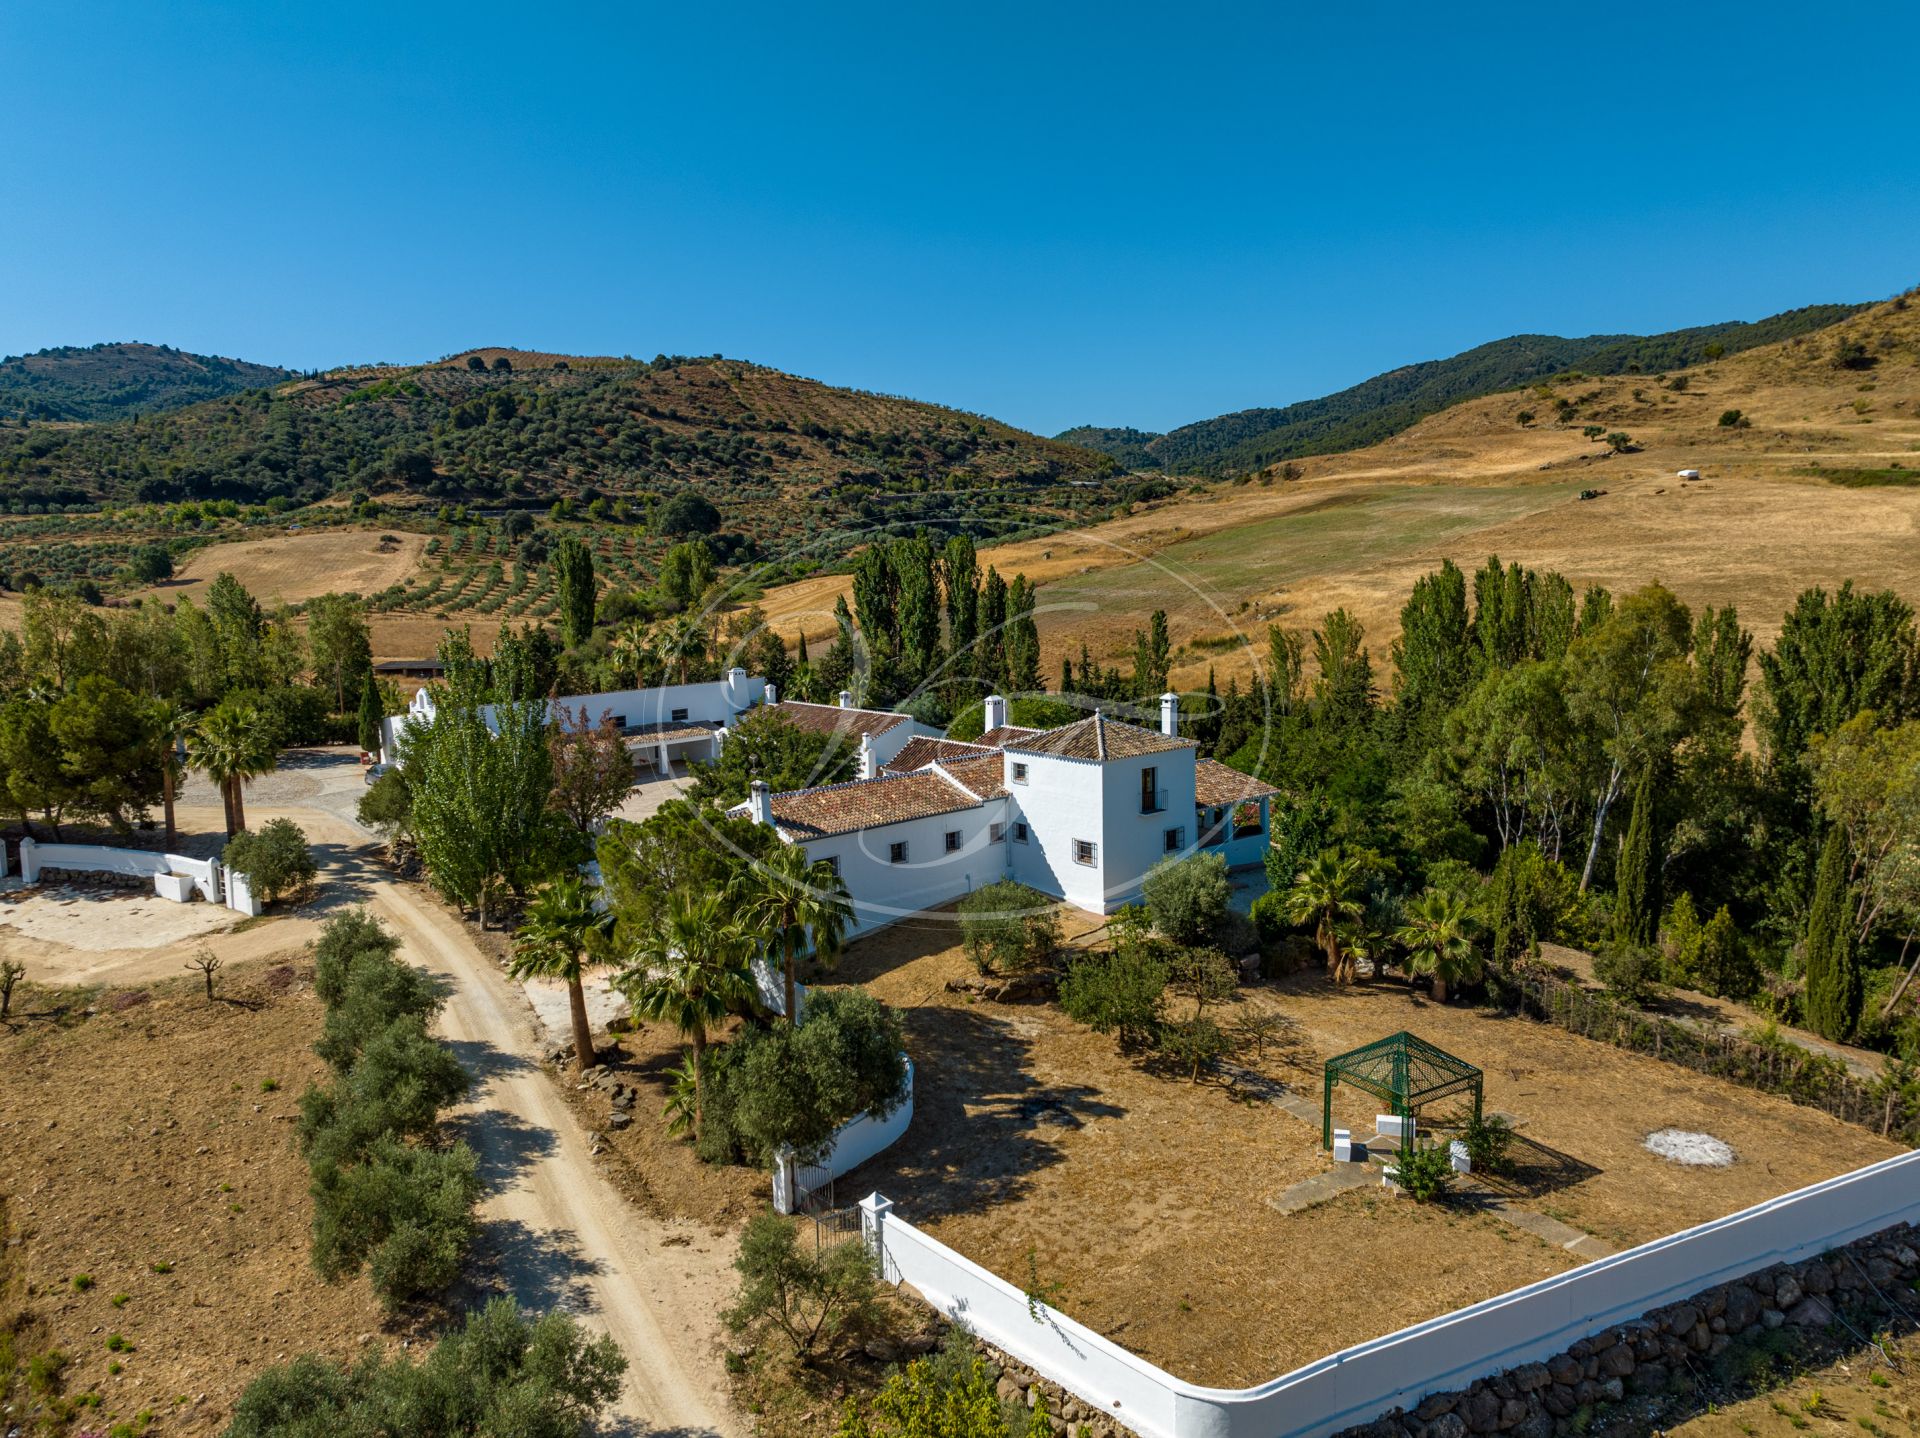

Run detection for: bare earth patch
[[0, 958, 411, 1437], [0, 880, 240, 952]]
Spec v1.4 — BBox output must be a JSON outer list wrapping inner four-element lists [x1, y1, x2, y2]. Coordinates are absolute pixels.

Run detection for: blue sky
[[4, 3, 1917, 436]]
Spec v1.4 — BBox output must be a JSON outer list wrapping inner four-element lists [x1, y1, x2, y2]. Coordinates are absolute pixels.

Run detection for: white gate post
[[18, 836, 38, 884], [772, 1152, 797, 1215], [859, 1193, 894, 1279]]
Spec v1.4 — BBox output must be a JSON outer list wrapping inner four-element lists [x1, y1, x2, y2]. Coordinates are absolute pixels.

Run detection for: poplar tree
[[357, 664, 384, 756], [1613, 768, 1658, 947], [552, 538, 596, 648], [1133, 610, 1171, 698], [1803, 826, 1862, 1041]]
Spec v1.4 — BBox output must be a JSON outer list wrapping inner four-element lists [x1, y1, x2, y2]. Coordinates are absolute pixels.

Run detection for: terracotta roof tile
[[1194, 758, 1280, 806], [882, 735, 996, 774], [976, 725, 1040, 748], [1006, 712, 1195, 762], [748, 769, 983, 840], [618, 719, 724, 746], [934, 753, 1009, 799], [773, 699, 912, 741]]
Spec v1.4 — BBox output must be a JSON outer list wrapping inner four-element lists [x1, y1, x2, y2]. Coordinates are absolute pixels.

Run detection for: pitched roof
[[620, 719, 724, 746], [1194, 758, 1280, 806], [934, 753, 1009, 799], [1005, 712, 1195, 762], [976, 724, 1040, 748], [883, 735, 996, 774], [748, 768, 984, 840], [773, 699, 913, 741]]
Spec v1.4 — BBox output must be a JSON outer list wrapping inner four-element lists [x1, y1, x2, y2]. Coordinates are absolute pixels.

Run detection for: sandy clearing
[[140, 530, 428, 608]]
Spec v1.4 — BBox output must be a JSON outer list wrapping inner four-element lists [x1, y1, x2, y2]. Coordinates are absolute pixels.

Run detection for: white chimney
[[748, 780, 773, 826], [982, 694, 1007, 734], [764, 682, 778, 706], [838, 690, 854, 709], [858, 732, 877, 780], [1160, 691, 1180, 738]]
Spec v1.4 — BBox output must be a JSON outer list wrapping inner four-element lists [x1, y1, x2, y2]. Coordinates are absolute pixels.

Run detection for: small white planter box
[[153, 871, 194, 903], [1450, 1139, 1472, 1174], [1376, 1114, 1415, 1142]]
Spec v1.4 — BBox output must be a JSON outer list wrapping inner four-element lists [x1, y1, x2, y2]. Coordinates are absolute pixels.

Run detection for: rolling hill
[[761, 290, 1920, 685], [1062, 302, 1869, 476], [0, 348, 1121, 550], [0, 341, 297, 421]]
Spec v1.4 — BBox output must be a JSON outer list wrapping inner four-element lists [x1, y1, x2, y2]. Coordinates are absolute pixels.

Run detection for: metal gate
[[796, 1175, 863, 1253]]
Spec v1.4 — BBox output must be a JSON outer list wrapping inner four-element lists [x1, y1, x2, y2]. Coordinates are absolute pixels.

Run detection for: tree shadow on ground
[[448, 1104, 560, 1191], [836, 1004, 1125, 1220], [465, 1215, 606, 1319], [1452, 1132, 1603, 1202]]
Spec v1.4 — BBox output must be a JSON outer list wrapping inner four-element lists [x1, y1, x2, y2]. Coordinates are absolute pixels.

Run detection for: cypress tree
[[1803, 827, 1861, 1041], [552, 537, 596, 648], [1613, 768, 1658, 948], [356, 664, 384, 756]]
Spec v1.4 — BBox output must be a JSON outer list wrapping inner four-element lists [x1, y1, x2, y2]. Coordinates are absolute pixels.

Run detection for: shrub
[[1458, 1112, 1514, 1175], [309, 1136, 480, 1311], [311, 909, 403, 1008], [127, 544, 173, 584], [1593, 943, 1661, 1005], [299, 1023, 471, 1167], [1141, 851, 1231, 946], [1694, 904, 1756, 1000], [838, 1332, 1041, 1438], [700, 989, 906, 1167], [1059, 941, 1169, 1051], [1157, 1016, 1229, 1082], [222, 818, 316, 904], [722, 1212, 881, 1361], [958, 881, 1061, 976], [1393, 1143, 1454, 1202], [1718, 408, 1750, 428], [225, 1298, 626, 1438], [313, 951, 443, 1074]]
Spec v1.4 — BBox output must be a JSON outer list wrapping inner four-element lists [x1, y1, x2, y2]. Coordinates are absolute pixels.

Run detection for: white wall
[[393, 672, 766, 764], [863, 1148, 1920, 1438], [18, 839, 221, 904], [799, 801, 1012, 936], [1098, 752, 1197, 910], [867, 719, 944, 769], [773, 1059, 914, 1214], [1006, 753, 1107, 911]]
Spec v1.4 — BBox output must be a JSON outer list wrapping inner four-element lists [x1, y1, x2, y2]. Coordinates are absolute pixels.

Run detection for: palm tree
[[187, 698, 280, 838], [1395, 888, 1483, 1003], [151, 700, 195, 848], [509, 875, 616, 1076], [1284, 848, 1366, 985], [610, 623, 658, 687], [619, 890, 756, 1138], [657, 614, 709, 685], [735, 841, 854, 1024]]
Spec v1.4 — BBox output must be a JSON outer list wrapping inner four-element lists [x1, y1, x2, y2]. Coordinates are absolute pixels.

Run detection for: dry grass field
[[0, 957, 411, 1437], [581, 905, 1901, 1391], [753, 293, 1920, 686], [142, 529, 427, 609]]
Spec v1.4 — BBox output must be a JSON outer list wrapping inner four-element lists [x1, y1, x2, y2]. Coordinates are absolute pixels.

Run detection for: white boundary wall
[[18, 839, 221, 904], [862, 1148, 1920, 1438], [773, 1058, 913, 1215]]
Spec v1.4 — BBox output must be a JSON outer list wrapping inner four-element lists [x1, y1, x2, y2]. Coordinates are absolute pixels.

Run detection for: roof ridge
[[930, 761, 985, 802]]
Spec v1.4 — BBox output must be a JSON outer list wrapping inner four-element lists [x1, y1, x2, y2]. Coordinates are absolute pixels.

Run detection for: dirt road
[[160, 759, 745, 1438]]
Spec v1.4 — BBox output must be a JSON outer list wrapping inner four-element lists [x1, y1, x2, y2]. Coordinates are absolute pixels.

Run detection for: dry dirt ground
[[586, 907, 1899, 1392], [1, 751, 745, 1438], [1666, 1325, 1920, 1438], [0, 957, 402, 1437]]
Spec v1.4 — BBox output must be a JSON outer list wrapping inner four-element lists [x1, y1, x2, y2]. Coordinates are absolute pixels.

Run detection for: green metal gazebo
[[1321, 1031, 1483, 1152]]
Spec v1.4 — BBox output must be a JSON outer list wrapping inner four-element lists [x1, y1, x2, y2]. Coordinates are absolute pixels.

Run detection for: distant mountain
[[0, 349, 1119, 548], [0, 342, 297, 421], [1063, 303, 1869, 475]]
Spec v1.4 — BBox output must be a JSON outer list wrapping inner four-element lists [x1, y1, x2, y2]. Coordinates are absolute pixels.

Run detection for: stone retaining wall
[[1329, 1222, 1919, 1438]]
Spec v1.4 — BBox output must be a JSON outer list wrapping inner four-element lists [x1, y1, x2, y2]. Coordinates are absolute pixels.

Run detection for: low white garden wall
[[773, 1058, 913, 1214], [18, 839, 221, 904], [862, 1147, 1920, 1438]]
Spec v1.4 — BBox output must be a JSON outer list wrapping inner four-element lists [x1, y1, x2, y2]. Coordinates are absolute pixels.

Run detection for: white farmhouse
[[730, 693, 1277, 936], [386, 666, 768, 774]]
